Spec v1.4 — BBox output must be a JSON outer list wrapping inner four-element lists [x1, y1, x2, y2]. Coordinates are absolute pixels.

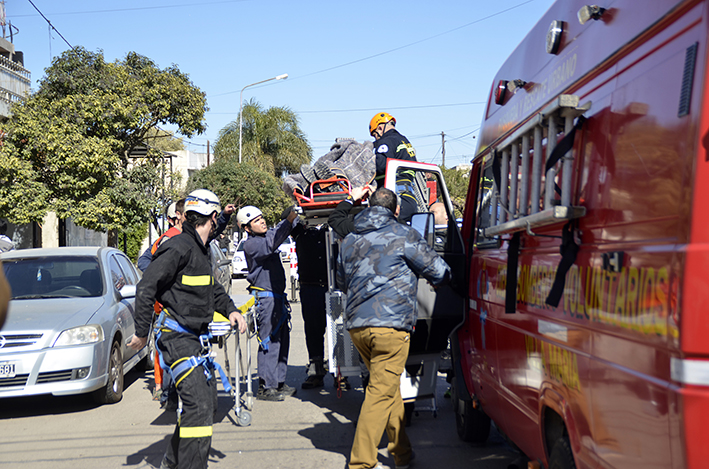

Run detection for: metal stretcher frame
[[210, 294, 257, 427]]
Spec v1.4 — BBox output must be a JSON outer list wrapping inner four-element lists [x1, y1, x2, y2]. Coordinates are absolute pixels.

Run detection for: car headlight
[[54, 325, 104, 347]]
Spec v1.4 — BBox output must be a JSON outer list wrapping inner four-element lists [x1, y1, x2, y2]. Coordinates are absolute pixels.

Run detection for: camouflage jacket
[[336, 206, 450, 332]]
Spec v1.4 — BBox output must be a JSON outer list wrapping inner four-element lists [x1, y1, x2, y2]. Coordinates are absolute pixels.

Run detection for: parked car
[[278, 236, 295, 263], [209, 239, 232, 295], [231, 239, 248, 279], [0, 247, 149, 404]]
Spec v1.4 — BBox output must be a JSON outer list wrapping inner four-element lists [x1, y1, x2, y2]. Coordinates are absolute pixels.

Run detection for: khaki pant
[[348, 327, 412, 469]]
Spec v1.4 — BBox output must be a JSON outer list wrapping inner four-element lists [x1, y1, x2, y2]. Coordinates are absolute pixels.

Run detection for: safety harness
[[154, 310, 232, 394], [250, 289, 291, 351]]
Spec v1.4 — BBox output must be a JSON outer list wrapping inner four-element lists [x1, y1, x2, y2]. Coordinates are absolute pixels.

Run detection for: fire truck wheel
[[454, 395, 490, 443], [548, 436, 576, 469]]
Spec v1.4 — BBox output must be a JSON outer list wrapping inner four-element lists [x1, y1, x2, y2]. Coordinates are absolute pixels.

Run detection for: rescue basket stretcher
[[208, 294, 257, 427], [293, 177, 358, 223]]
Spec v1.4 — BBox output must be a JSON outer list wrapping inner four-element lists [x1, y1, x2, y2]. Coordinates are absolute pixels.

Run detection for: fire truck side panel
[[460, 1, 708, 468], [684, 4, 709, 357]]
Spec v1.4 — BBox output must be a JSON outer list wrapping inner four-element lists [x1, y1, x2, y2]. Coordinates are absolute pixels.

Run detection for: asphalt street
[[0, 273, 520, 469]]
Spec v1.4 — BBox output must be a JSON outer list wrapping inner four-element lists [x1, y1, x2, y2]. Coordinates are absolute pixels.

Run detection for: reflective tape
[[671, 358, 709, 386], [182, 275, 212, 286], [180, 425, 213, 438]]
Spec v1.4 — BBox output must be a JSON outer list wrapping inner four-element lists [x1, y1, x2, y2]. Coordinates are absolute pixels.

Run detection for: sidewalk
[[207, 276, 518, 469]]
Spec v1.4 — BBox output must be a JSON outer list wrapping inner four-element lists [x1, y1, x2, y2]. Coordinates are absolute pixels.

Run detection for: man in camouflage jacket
[[336, 187, 450, 469]]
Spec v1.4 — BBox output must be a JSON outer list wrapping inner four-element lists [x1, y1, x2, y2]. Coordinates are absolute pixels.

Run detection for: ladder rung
[[486, 95, 591, 238], [483, 205, 586, 237]]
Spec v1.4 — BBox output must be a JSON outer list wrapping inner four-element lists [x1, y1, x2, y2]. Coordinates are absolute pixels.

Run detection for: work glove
[[281, 205, 296, 221]]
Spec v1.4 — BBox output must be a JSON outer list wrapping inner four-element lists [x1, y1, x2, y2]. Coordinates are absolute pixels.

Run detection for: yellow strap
[[180, 426, 213, 438], [237, 296, 256, 314], [212, 296, 255, 322], [172, 357, 195, 387], [212, 311, 230, 322], [182, 274, 212, 286]]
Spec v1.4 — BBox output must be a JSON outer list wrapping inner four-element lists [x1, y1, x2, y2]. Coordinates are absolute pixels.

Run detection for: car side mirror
[[119, 284, 136, 299], [410, 212, 435, 248]]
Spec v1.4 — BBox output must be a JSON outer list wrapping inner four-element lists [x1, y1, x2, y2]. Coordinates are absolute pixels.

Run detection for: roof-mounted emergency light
[[494, 80, 507, 105], [578, 5, 606, 24], [546, 20, 563, 54], [494, 79, 527, 105]]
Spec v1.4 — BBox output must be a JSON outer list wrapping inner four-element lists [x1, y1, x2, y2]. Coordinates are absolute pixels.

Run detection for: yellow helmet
[[369, 112, 396, 136]]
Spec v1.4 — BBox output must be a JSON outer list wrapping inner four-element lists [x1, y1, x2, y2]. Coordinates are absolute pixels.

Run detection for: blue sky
[[6, 0, 555, 169]]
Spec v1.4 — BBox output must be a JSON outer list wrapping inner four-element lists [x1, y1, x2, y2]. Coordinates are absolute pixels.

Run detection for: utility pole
[[441, 131, 446, 168]]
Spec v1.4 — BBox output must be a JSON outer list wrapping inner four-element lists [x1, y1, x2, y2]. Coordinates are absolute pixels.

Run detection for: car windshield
[[236, 241, 245, 252], [3, 255, 103, 299]]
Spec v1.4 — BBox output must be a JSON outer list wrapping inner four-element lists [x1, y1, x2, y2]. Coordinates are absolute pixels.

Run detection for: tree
[[186, 158, 291, 227], [0, 46, 206, 233], [213, 99, 312, 177], [143, 128, 185, 152], [440, 165, 471, 219]]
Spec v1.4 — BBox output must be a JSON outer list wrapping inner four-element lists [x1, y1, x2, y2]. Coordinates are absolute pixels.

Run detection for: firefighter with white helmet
[[129, 188, 247, 469], [238, 203, 299, 401], [236, 205, 263, 229]]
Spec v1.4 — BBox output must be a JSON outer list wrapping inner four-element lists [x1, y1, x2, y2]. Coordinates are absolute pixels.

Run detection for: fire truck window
[[476, 163, 496, 247], [395, 167, 433, 216]]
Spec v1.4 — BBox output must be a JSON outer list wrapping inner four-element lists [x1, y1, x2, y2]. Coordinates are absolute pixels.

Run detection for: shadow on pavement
[[290, 365, 366, 464], [0, 367, 146, 419]]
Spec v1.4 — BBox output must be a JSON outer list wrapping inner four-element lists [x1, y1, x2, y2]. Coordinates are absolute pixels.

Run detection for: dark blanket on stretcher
[[282, 139, 376, 199]]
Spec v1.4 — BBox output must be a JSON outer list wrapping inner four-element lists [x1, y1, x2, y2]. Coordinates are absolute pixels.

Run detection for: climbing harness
[[251, 290, 292, 351], [154, 310, 232, 394]]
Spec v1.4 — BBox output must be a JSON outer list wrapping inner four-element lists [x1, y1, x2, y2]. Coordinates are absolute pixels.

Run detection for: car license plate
[[0, 362, 16, 378]]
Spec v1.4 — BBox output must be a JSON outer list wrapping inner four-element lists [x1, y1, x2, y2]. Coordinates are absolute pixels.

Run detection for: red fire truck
[[455, 0, 709, 468]]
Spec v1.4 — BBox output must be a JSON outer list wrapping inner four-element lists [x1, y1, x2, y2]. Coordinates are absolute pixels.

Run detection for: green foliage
[[440, 165, 471, 219], [144, 128, 185, 152], [213, 99, 312, 177], [0, 46, 206, 233], [186, 158, 291, 227], [0, 141, 52, 224], [117, 222, 149, 262]]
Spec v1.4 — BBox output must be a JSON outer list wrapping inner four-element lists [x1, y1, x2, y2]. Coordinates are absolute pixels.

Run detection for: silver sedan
[[0, 247, 150, 404]]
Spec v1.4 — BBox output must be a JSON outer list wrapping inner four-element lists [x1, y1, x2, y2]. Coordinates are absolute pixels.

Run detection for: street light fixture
[[238, 73, 288, 164]]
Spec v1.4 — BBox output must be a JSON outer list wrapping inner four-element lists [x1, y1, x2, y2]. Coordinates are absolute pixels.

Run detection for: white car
[[0, 247, 149, 404], [231, 240, 248, 279], [278, 236, 295, 263]]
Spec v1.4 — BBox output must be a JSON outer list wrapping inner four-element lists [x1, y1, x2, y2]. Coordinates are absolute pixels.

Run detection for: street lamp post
[[238, 73, 288, 164]]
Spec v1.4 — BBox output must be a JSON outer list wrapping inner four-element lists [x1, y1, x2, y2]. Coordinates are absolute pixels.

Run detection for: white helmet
[[166, 202, 178, 219], [185, 189, 221, 216], [236, 205, 263, 228]]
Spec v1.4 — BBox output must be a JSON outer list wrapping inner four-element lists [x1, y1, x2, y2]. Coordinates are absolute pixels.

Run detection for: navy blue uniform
[[373, 128, 418, 222], [244, 218, 296, 390], [292, 225, 329, 365]]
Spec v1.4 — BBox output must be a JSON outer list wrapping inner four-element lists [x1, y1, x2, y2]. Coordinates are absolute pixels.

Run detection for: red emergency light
[[494, 80, 507, 105]]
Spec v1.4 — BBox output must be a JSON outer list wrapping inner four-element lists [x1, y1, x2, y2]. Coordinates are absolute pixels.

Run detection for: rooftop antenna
[[0, 1, 6, 39]]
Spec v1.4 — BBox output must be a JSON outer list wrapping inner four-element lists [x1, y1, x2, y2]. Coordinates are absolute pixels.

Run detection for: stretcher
[[208, 294, 257, 427]]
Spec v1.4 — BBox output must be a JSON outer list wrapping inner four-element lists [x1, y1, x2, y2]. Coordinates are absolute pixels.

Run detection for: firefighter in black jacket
[[129, 189, 247, 469], [369, 112, 418, 222]]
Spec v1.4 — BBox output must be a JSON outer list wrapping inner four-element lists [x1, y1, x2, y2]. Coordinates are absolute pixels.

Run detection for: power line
[[13, 1, 249, 18], [288, 0, 535, 82], [209, 0, 536, 97], [207, 101, 486, 116], [296, 102, 485, 114], [26, 0, 72, 49]]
